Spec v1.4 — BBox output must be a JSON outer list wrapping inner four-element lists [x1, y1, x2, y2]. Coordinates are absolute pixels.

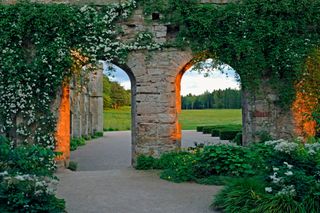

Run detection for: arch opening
[[68, 60, 137, 170], [175, 58, 244, 147]]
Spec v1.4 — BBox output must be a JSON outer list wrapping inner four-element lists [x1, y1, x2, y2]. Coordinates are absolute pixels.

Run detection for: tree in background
[[103, 75, 131, 110], [182, 88, 241, 110]]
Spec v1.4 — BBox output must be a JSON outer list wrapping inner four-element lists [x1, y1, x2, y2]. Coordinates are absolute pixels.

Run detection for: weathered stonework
[[35, 0, 297, 164], [70, 66, 104, 138]]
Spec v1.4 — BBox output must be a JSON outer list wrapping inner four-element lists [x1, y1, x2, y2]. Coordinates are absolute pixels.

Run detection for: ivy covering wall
[[0, 0, 320, 210], [0, 1, 155, 211], [139, 0, 320, 106]]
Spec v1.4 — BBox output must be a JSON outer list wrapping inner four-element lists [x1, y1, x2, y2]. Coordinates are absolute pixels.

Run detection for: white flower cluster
[[265, 139, 299, 154], [1, 172, 58, 196], [265, 162, 295, 196], [305, 143, 320, 155], [277, 185, 296, 196]]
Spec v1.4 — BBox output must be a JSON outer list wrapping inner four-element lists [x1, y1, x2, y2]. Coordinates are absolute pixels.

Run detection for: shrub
[[196, 126, 204, 132], [214, 139, 320, 212], [160, 153, 195, 183], [194, 145, 256, 177], [92, 132, 103, 138], [232, 132, 243, 145], [213, 177, 267, 213], [135, 155, 157, 170], [83, 135, 92, 140], [0, 137, 65, 212], [0, 141, 56, 176], [68, 161, 78, 171], [219, 130, 241, 140], [202, 126, 215, 134], [0, 173, 66, 212], [70, 137, 86, 151], [254, 195, 304, 213], [211, 129, 220, 137]]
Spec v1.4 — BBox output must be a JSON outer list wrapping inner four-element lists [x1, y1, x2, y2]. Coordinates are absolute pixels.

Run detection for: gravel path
[[57, 130, 223, 213]]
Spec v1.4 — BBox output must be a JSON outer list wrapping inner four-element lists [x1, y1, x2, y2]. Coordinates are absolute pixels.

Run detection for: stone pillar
[[88, 65, 104, 134], [127, 49, 193, 162], [55, 85, 70, 167], [69, 65, 103, 138]]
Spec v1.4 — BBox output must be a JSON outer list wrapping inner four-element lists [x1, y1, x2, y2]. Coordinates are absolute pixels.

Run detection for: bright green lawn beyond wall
[[104, 106, 242, 131]]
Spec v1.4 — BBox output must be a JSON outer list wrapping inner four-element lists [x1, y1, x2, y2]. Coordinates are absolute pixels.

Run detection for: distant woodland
[[103, 75, 241, 110], [181, 89, 241, 109]]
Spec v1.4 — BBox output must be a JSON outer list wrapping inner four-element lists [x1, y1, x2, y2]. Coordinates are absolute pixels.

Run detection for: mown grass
[[103, 106, 131, 131], [179, 109, 242, 130], [103, 106, 242, 131]]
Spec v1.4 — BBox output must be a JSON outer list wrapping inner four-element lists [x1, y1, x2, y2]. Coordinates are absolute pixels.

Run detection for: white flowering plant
[[0, 136, 64, 212], [261, 139, 320, 201], [0, 1, 164, 210], [214, 138, 320, 212], [0, 172, 65, 212]]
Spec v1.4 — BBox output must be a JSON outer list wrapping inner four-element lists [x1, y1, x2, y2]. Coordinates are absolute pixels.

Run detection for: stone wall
[[70, 66, 103, 138], [242, 82, 295, 144], [37, 0, 297, 164]]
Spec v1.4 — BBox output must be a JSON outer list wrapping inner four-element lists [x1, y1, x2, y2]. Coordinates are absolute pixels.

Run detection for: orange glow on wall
[[174, 62, 193, 143], [292, 50, 320, 139], [292, 89, 317, 138], [55, 85, 70, 165]]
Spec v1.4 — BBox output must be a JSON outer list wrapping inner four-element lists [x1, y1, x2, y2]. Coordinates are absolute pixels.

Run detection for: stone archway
[[125, 49, 194, 162], [175, 58, 244, 143], [56, 47, 299, 166], [53, 1, 299, 166]]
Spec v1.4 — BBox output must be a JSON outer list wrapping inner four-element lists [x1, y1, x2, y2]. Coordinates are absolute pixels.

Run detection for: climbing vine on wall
[[138, 0, 320, 107], [0, 0, 163, 210]]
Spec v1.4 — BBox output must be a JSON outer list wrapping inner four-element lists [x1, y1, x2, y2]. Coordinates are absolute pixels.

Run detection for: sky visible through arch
[[102, 61, 240, 96]]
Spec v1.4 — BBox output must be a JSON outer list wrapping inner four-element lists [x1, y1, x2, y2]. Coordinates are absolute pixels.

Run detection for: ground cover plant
[[136, 138, 320, 212]]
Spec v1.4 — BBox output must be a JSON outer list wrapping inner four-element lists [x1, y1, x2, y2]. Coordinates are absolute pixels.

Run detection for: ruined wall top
[[1, 0, 233, 5]]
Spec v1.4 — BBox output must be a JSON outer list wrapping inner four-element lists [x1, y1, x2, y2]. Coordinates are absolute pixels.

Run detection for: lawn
[[104, 107, 242, 131], [178, 109, 242, 130], [103, 106, 131, 131]]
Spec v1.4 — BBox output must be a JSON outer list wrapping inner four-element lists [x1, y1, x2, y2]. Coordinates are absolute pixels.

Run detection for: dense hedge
[[219, 130, 241, 140]]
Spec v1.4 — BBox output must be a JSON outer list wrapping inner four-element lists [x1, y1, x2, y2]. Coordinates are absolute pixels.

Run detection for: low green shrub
[[0, 136, 65, 212], [83, 135, 92, 140], [196, 126, 204, 132], [104, 127, 119, 132], [0, 174, 66, 212], [70, 137, 86, 151], [194, 145, 256, 177], [213, 177, 267, 213], [232, 132, 243, 145], [202, 126, 215, 134], [219, 130, 241, 140], [92, 132, 103, 138], [198, 124, 242, 138], [211, 129, 220, 137], [0, 139, 56, 176], [135, 155, 157, 170], [160, 153, 196, 183], [68, 161, 78, 171]]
